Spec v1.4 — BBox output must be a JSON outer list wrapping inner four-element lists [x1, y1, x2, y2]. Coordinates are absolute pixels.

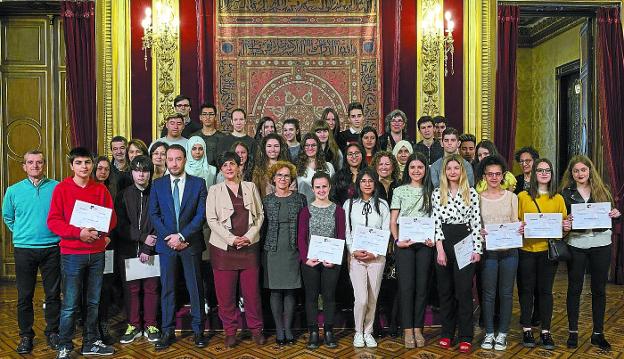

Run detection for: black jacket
[[414, 140, 443, 165], [561, 185, 613, 233], [115, 184, 156, 257]]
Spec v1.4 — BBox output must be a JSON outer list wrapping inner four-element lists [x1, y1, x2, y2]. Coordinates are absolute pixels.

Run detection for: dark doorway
[[556, 60, 582, 180]]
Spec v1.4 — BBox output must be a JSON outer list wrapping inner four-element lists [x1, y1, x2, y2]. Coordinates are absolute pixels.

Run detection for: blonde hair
[[560, 155, 613, 204], [439, 154, 471, 206]]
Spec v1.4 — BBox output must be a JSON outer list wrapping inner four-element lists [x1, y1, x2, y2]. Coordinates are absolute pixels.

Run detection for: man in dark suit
[[148, 144, 208, 350]]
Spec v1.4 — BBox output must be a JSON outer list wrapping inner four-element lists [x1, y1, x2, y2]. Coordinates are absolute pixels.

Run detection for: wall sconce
[[141, 2, 179, 71], [422, 6, 455, 77]]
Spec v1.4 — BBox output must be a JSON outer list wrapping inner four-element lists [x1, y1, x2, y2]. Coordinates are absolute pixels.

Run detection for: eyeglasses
[[304, 143, 317, 148], [485, 172, 503, 178], [519, 159, 533, 164], [175, 104, 190, 108], [275, 173, 291, 179], [360, 179, 375, 184], [347, 151, 362, 158], [535, 168, 552, 174], [391, 118, 404, 123], [201, 112, 216, 116]]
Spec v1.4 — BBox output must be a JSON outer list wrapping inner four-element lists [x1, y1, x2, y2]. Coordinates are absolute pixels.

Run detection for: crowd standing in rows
[[2, 95, 620, 359]]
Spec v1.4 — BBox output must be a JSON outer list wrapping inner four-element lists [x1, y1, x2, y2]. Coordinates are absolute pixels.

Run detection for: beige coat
[[205, 181, 264, 251]]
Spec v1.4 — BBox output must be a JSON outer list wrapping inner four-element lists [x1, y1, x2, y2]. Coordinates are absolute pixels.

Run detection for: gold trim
[[151, 0, 180, 141], [417, 0, 445, 117], [112, 0, 132, 140], [95, 0, 113, 156]]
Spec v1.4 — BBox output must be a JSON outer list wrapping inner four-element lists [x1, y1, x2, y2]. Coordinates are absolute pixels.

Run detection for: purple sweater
[[297, 205, 346, 263]]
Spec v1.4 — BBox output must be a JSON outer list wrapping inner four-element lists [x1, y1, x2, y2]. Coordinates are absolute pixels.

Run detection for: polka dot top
[[432, 187, 483, 254]]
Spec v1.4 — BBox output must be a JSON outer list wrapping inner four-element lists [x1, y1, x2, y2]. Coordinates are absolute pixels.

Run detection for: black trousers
[[200, 260, 218, 308], [14, 246, 61, 338], [435, 224, 476, 342], [567, 244, 611, 333], [396, 244, 432, 329], [518, 249, 558, 330], [301, 263, 341, 328]]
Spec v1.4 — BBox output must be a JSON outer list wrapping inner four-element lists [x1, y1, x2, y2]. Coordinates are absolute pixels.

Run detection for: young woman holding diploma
[[344, 168, 390, 348], [297, 172, 346, 349], [517, 158, 569, 350], [560, 155, 621, 350], [478, 155, 522, 351], [389, 152, 434, 348], [432, 154, 482, 353]]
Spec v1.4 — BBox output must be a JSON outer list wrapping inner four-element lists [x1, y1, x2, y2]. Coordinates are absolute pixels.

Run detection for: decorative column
[[417, 0, 445, 117]]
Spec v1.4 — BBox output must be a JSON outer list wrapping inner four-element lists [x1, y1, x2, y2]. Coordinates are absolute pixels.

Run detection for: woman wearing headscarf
[[392, 140, 414, 180], [186, 136, 217, 187]]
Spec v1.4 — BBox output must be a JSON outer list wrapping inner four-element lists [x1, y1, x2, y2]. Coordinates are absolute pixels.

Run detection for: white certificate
[[485, 222, 523, 250], [307, 236, 345, 265], [124, 255, 161, 281], [524, 213, 563, 238], [103, 250, 114, 274], [572, 202, 612, 230], [398, 217, 435, 243], [69, 200, 113, 233], [351, 226, 391, 256], [453, 234, 475, 270]]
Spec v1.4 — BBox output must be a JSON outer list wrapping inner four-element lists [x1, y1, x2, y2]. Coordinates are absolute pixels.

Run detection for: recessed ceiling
[[519, 15, 586, 48]]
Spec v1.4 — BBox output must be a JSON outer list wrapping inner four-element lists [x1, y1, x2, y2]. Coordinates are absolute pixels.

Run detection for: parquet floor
[[1, 267, 623, 358]]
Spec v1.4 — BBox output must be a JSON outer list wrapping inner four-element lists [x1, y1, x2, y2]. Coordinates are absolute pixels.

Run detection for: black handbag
[[532, 199, 570, 262]]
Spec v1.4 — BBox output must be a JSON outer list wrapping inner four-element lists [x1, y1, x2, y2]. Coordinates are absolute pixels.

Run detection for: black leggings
[[301, 263, 341, 329], [517, 250, 558, 330], [396, 244, 432, 329], [567, 244, 611, 333]]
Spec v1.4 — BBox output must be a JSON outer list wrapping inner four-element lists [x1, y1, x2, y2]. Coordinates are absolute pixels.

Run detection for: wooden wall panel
[[0, 16, 69, 279]]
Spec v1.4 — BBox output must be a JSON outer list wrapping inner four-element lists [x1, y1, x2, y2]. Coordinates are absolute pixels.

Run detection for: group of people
[[2, 94, 619, 359]]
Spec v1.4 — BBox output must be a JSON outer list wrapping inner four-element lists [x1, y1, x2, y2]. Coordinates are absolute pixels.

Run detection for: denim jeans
[[481, 249, 518, 334], [58, 253, 105, 350]]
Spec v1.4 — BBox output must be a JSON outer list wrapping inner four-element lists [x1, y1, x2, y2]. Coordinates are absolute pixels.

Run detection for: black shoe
[[81, 339, 115, 355], [388, 325, 399, 338], [47, 333, 60, 350], [591, 333, 611, 351], [567, 332, 578, 349], [154, 332, 176, 351], [276, 338, 286, 346], [16, 336, 33, 354], [522, 330, 536, 348], [286, 336, 296, 345], [540, 332, 555, 350], [307, 331, 319, 349], [194, 333, 207, 348], [324, 331, 337, 348]]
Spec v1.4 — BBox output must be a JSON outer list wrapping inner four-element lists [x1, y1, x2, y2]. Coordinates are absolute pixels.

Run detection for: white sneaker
[[353, 332, 365, 348], [494, 333, 507, 350], [364, 333, 377, 348], [481, 333, 495, 349]]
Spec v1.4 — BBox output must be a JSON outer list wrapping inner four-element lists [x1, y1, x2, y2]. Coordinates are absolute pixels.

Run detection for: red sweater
[[47, 177, 117, 254]]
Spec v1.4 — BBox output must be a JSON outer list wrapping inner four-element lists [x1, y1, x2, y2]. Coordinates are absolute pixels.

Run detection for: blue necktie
[[173, 178, 180, 231]]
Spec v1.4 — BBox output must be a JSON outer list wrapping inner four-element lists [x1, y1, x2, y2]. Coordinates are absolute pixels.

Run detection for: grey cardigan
[[262, 192, 307, 252]]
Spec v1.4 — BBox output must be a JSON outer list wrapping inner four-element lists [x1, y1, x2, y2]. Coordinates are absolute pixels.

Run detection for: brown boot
[[404, 328, 415, 349], [414, 328, 425, 348], [224, 334, 237, 348]]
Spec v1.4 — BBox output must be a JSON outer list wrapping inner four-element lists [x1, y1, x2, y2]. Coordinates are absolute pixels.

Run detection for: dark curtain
[[61, 1, 97, 152], [494, 5, 519, 166], [596, 7, 624, 284], [381, 0, 417, 137], [196, 0, 215, 105]]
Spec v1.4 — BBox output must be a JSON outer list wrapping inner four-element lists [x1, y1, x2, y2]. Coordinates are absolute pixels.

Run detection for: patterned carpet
[[0, 267, 623, 358]]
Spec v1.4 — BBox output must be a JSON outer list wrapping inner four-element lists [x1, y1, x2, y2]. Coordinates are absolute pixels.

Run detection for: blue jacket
[[2, 177, 60, 248], [148, 173, 207, 255]]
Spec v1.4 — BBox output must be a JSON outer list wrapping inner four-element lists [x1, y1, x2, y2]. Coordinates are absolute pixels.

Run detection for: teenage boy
[[2, 151, 60, 354], [116, 156, 161, 345], [47, 147, 117, 359], [218, 108, 256, 156], [160, 95, 202, 138], [429, 127, 475, 187], [152, 113, 189, 150], [433, 115, 447, 140], [192, 103, 224, 166], [414, 116, 444, 164], [337, 102, 365, 151], [459, 133, 477, 163]]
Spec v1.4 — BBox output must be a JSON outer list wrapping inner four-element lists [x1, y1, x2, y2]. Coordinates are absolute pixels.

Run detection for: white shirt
[[297, 162, 335, 204], [169, 172, 187, 207], [343, 197, 391, 254]]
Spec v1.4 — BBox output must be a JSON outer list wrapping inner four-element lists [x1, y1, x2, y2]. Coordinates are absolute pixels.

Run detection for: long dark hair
[[400, 152, 433, 215], [297, 133, 329, 176], [331, 142, 366, 205], [360, 126, 380, 155], [528, 158, 557, 199], [353, 167, 383, 215]]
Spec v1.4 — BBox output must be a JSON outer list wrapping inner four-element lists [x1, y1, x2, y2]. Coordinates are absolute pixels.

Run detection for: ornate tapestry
[[214, 0, 382, 133]]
